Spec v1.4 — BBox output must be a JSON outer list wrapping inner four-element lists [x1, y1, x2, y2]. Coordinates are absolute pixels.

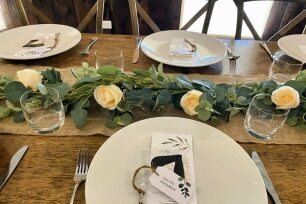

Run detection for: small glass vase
[[20, 87, 65, 134], [244, 94, 289, 140]]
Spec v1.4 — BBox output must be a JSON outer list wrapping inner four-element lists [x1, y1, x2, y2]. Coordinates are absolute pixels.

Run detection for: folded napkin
[[170, 38, 194, 56], [15, 33, 59, 57], [147, 132, 198, 204]]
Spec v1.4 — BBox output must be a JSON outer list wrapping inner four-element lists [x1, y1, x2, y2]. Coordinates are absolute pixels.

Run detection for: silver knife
[[252, 151, 282, 204], [0, 145, 28, 190], [132, 36, 142, 64]]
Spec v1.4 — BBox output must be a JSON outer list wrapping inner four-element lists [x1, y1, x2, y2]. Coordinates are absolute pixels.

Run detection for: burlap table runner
[[0, 64, 305, 144]]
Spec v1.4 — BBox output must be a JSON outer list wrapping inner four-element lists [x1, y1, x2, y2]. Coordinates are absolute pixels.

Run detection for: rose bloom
[[271, 86, 300, 110], [180, 90, 203, 115], [94, 84, 123, 110], [16, 69, 43, 90]]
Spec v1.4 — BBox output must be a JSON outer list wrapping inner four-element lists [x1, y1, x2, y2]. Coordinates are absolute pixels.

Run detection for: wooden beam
[[128, 0, 139, 35], [135, 1, 160, 33]]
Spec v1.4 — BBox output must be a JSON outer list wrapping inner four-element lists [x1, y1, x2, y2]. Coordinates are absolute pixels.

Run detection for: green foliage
[[41, 68, 62, 84], [0, 106, 12, 119], [70, 109, 88, 129], [4, 81, 29, 103]]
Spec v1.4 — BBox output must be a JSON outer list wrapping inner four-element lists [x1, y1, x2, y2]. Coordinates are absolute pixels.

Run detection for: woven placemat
[[0, 64, 305, 144]]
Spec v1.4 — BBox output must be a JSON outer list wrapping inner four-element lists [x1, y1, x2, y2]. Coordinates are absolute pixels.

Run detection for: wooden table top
[[0, 34, 305, 204]]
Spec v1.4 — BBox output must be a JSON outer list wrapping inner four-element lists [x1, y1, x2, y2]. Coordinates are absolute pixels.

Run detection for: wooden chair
[[14, 0, 105, 33], [233, 0, 305, 40], [128, 0, 218, 35]]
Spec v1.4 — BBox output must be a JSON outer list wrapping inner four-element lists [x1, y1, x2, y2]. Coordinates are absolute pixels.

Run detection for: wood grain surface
[[0, 34, 305, 203]]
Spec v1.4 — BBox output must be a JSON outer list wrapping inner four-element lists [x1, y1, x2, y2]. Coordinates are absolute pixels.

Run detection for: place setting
[[0, 1, 305, 203]]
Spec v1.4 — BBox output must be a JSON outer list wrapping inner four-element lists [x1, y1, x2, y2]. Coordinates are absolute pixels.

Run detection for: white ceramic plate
[[0, 24, 81, 60], [141, 30, 227, 67], [86, 117, 267, 204], [278, 34, 306, 62]]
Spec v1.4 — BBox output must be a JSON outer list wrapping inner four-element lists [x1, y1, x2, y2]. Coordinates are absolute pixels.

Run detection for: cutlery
[[70, 148, 89, 204], [132, 36, 142, 63], [227, 47, 240, 60], [47, 32, 60, 48], [184, 39, 197, 52], [259, 42, 274, 61], [80, 37, 99, 55], [252, 151, 281, 204], [0, 145, 28, 190]]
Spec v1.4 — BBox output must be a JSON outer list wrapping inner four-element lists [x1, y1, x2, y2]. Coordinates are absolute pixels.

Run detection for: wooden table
[[0, 34, 305, 204]]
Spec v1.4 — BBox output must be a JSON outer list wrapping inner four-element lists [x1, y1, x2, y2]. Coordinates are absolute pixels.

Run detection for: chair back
[[15, 0, 105, 33], [234, 0, 305, 40]]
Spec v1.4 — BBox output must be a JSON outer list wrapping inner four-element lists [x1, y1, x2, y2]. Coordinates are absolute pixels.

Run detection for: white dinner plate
[[278, 34, 306, 63], [86, 117, 268, 204], [141, 30, 227, 67], [0, 24, 81, 60]]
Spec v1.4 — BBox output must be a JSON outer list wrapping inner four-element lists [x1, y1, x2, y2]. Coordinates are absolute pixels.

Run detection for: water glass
[[95, 49, 124, 71], [268, 52, 303, 85], [20, 87, 65, 134], [244, 94, 289, 140]]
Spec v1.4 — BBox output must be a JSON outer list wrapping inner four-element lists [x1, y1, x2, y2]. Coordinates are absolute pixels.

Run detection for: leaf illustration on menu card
[[161, 136, 190, 151], [178, 177, 191, 198]]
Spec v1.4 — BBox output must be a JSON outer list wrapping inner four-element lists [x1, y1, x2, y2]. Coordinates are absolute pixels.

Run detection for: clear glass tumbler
[[95, 49, 124, 71], [20, 87, 65, 134], [268, 52, 303, 85], [244, 94, 289, 140]]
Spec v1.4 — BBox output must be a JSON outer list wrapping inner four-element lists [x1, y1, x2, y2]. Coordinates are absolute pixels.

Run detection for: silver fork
[[80, 37, 99, 55], [70, 148, 89, 204], [184, 39, 197, 52], [227, 47, 240, 60]]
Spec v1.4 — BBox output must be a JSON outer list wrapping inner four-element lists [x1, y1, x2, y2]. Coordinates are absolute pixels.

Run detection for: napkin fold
[[15, 33, 59, 57], [170, 38, 194, 56]]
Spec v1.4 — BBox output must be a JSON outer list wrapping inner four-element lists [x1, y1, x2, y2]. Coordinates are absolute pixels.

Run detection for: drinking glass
[[268, 52, 303, 85], [244, 94, 289, 140], [20, 87, 65, 134], [95, 49, 124, 71]]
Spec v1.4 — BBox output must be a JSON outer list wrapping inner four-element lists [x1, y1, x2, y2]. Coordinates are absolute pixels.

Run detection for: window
[[180, 0, 273, 39]]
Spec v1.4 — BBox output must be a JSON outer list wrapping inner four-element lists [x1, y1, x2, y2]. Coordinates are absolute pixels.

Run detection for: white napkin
[[14, 33, 58, 57], [146, 132, 198, 204], [170, 38, 194, 56]]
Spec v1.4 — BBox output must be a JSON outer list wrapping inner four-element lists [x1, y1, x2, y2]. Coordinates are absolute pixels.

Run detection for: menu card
[[146, 132, 197, 204]]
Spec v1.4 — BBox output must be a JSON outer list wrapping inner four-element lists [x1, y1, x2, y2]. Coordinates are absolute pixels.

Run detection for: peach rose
[[271, 86, 300, 110], [94, 84, 123, 110], [180, 90, 203, 115], [16, 69, 43, 90]]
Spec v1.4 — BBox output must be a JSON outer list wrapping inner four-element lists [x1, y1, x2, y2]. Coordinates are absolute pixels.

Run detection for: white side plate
[[278, 34, 306, 63], [0, 24, 81, 60]]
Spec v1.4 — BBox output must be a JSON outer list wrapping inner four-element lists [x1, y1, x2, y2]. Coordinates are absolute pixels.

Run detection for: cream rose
[[271, 86, 300, 110], [180, 90, 203, 116], [94, 84, 123, 110], [16, 69, 43, 90]]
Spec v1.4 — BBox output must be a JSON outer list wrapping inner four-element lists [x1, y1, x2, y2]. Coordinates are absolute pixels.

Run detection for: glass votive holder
[[244, 94, 289, 140], [95, 49, 124, 71], [20, 87, 65, 134], [268, 52, 303, 85]]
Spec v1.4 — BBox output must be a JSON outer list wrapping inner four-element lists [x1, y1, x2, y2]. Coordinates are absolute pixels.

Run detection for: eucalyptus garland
[[0, 63, 305, 130]]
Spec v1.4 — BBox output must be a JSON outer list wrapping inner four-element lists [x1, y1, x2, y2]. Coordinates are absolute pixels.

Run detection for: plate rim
[[140, 30, 227, 67], [85, 116, 268, 204], [0, 24, 81, 60], [278, 34, 306, 63]]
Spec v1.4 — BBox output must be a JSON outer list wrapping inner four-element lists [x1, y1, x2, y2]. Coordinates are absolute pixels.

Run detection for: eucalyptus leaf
[[286, 117, 298, 127], [157, 63, 163, 74], [4, 81, 29, 103], [0, 106, 12, 119], [13, 111, 25, 123], [45, 83, 69, 98], [192, 80, 215, 92], [284, 80, 306, 95], [71, 109, 88, 129], [42, 68, 62, 84], [117, 113, 132, 126], [177, 75, 193, 90], [132, 69, 151, 77], [97, 65, 121, 77], [105, 118, 117, 129], [197, 109, 211, 121]]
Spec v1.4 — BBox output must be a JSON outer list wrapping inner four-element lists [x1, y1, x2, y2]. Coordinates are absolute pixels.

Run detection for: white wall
[[180, 0, 273, 39]]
